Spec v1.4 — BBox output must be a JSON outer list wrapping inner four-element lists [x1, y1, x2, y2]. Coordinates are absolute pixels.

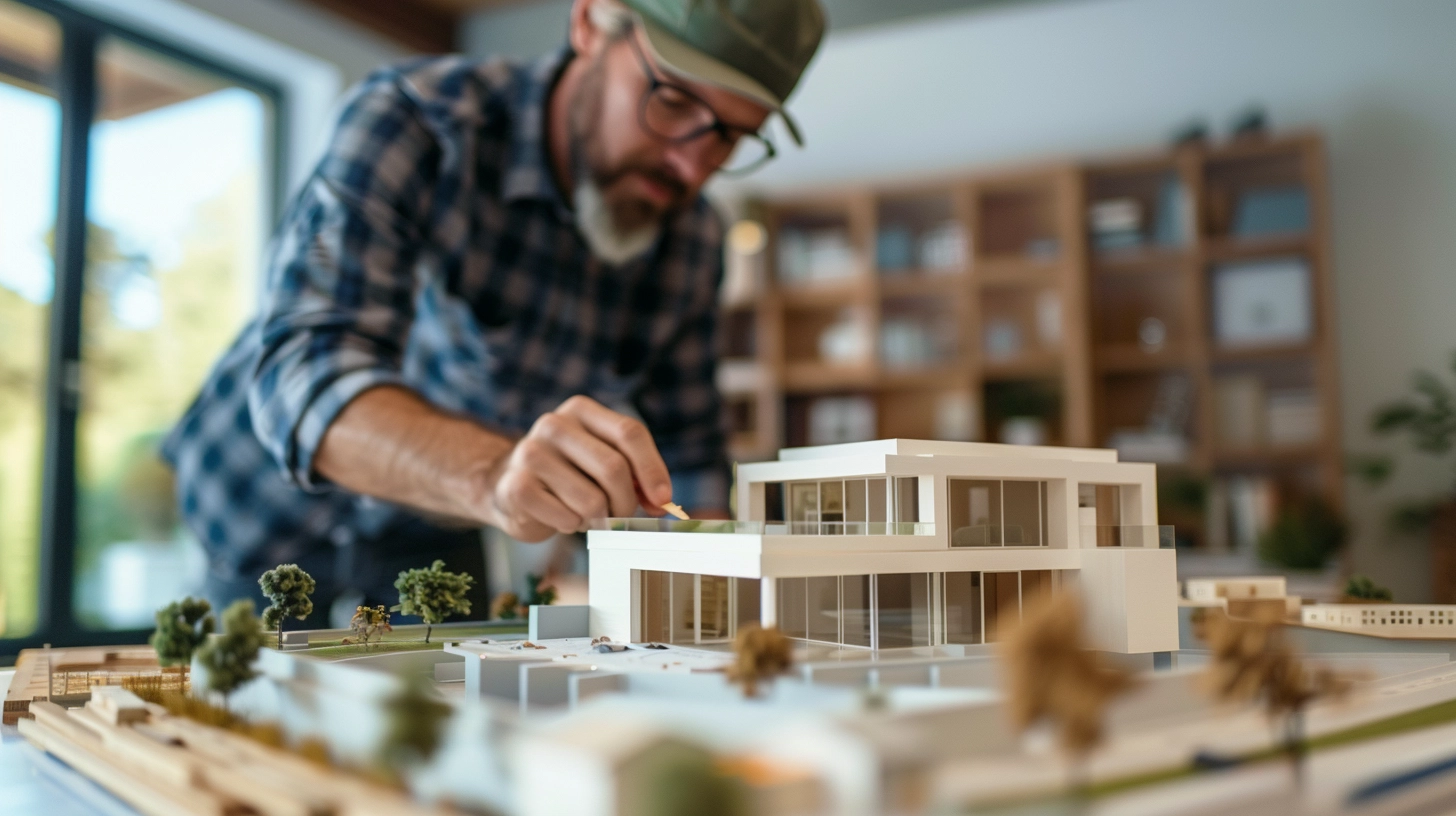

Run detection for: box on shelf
[[1266, 388, 1320, 446], [1211, 257, 1313, 348]]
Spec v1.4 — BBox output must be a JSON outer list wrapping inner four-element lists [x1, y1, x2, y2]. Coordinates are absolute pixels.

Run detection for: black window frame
[[2, 0, 287, 661]]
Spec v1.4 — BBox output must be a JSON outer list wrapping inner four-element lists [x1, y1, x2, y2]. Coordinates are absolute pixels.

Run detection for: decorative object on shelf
[[935, 392, 978, 442], [1108, 375, 1192, 464], [918, 221, 967, 271], [1266, 389, 1321, 446], [1258, 496, 1346, 570], [879, 318, 937, 368], [1211, 257, 1313, 348], [983, 318, 1023, 362], [1088, 197, 1143, 252], [776, 227, 856, 284], [817, 311, 870, 363], [1215, 375, 1265, 448], [1233, 186, 1310, 237], [1355, 352, 1456, 602], [1001, 417, 1046, 446], [1036, 290, 1063, 347], [808, 396, 876, 445], [1230, 104, 1270, 141], [1152, 172, 1192, 247], [1138, 317, 1167, 354], [875, 225, 914, 272]]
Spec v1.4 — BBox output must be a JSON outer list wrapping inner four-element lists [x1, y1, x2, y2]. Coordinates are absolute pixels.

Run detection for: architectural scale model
[[13, 441, 1456, 816]]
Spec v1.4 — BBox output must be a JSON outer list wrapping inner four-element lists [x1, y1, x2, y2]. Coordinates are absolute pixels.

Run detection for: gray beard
[[573, 178, 661, 266]]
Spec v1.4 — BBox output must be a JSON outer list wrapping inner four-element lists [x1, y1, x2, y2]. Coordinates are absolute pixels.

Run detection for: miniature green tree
[[149, 597, 214, 684], [196, 599, 265, 707], [258, 563, 316, 649], [1344, 575, 1394, 602], [393, 560, 473, 643], [524, 572, 557, 607], [377, 673, 452, 779]]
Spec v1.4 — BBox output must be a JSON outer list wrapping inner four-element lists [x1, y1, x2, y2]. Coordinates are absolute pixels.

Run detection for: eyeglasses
[[626, 34, 776, 176]]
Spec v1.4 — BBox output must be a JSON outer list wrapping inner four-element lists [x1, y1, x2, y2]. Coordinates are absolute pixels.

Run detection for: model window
[[894, 477, 920, 524], [949, 479, 1048, 547]]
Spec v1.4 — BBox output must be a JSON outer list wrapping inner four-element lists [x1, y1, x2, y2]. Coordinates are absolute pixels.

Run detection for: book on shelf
[[1266, 388, 1320, 446]]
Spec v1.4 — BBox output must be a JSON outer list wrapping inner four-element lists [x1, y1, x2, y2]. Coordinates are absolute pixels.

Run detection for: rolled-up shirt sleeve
[[248, 72, 442, 490]]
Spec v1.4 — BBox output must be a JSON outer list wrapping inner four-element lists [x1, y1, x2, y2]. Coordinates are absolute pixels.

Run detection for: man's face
[[569, 29, 771, 245]]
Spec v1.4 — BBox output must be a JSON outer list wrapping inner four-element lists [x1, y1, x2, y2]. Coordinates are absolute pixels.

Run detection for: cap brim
[[633, 14, 804, 147]]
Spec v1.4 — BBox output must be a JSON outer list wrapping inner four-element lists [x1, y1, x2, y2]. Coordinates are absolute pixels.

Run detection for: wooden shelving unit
[[719, 132, 1340, 552]]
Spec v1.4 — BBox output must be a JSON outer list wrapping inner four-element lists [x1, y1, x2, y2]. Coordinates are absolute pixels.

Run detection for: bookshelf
[[719, 132, 1341, 552]]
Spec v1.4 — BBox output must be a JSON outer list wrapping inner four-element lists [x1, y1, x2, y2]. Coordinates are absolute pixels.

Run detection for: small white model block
[[1184, 576, 1288, 602], [1302, 604, 1456, 639], [587, 439, 1178, 654]]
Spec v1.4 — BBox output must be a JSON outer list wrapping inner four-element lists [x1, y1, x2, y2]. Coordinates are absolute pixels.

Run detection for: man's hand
[[315, 388, 674, 544], [482, 396, 673, 541]]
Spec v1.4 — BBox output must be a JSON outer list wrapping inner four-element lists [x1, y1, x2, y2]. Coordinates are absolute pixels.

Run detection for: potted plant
[[1355, 353, 1456, 602]]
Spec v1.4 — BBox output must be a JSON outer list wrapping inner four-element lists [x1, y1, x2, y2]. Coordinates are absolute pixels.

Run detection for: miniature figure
[[1001, 589, 1135, 792], [196, 599, 265, 707], [726, 624, 794, 698], [259, 563, 317, 649], [149, 596, 214, 683], [393, 560, 474, 643]]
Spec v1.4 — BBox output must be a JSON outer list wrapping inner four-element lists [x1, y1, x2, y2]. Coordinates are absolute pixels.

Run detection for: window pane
[[820, 480, 844, 531], [0, 0, 61, 639], [894, 477, 919, 523], [806, 576, 838, 642], [735, 578, 760, 629], [75, 37, 270, 629], [949, 479, 1001, 547], [777, 577, 807, 640], [845, 479, 867, 523], [944, 572, 982, 645], [789, 482, 818, 528], [699, 575, 731, 640], [876, 573, 931, 649], [640, 570, 670, 643], [841, 575, 872, 647], [670, 572, 695, 643], [1003, 480, 1044, 546], [867, 478, 887, 523]]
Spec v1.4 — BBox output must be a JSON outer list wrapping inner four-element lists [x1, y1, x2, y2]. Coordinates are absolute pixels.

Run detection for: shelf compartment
[[875, 189, 966, 275], [973, 183, 1062, 260]]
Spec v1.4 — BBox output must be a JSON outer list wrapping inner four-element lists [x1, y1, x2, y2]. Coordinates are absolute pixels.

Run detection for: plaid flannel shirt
[[162, 49, 729, 579]]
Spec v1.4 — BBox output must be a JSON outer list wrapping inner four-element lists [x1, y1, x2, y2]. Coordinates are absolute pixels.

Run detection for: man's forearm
[[314, 386, 513, 524]]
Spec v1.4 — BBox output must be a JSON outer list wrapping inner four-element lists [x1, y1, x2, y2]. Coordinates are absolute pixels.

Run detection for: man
[[162, 0, 825, 623]]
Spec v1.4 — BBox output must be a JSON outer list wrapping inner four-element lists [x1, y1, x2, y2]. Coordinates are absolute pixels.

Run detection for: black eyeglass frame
[[625, 32, 777, 177]]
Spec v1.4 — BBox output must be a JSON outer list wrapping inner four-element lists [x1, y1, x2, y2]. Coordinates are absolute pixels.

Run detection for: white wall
[[725, 0, 1456, 601]]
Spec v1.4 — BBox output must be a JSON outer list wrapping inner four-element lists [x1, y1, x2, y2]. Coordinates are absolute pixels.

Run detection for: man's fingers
[[558, 396, 672, 507], [528, 445, 614, 525], [495, 460, 583, 536], [546, 416, 640, 517]]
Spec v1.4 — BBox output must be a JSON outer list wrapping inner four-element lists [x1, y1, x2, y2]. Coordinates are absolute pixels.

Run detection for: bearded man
[[162, 0, 825, 621]]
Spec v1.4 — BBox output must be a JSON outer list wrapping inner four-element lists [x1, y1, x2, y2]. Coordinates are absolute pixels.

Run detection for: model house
[[588, 439, 1179, 654]]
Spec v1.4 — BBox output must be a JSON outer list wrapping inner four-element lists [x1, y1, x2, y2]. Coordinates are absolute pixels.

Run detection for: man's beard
[[568, 55, 687, 265]]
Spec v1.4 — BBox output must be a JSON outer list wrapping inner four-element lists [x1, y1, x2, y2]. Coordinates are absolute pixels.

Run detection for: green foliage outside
[[393, 560, 473, 644], [149, 596, 214, 673], [1258, 497, 1346, 570], [1344, 575, 1394, 602], [377, 673, 452, 777], [259, 563, 316, 648], [197, 599, 265, 704], [1356, 352, 1456, 534]]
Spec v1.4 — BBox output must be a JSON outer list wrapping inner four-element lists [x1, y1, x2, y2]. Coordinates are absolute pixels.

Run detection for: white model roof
[[775, 439, 1117, 464]]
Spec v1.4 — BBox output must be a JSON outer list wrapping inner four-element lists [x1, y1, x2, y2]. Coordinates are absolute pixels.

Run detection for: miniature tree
[[196, 599, 265, 707], [377, 673, 452, 779], [1343, 575, 1394, 602], [1001, 589, 1135, 794], [1197, 608, 1354, 783], [258, 563, 316, 649], [393, 560, 474, 643], [490, 591, 522, 621], [343, 604, 392, 648], [726, 624, 794, 698], [524, 572, 558, 607], [149, 596, 214, 685]]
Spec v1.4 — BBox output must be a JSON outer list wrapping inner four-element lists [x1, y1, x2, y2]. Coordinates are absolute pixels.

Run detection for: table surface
[[0, 669, 137, 816]]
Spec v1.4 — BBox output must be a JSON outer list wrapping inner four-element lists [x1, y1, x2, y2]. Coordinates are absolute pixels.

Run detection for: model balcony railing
[[1078, 525, 1176, 548], [591, 519, 936, 536]]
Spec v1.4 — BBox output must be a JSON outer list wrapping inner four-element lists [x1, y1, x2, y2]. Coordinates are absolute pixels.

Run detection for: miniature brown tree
[[149, 596, 214, 685], [1001, 589, 1135, 792], [490, 591, 522, 621], [393, 560, 474, 643], [726, 624, 794, 698], [343, 604, 392, 648], [1197, 608, 1354, 783], [259, 563, 316, 649]]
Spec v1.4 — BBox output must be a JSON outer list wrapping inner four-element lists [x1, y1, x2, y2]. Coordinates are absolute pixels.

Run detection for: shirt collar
[[501, 46, 574, 215]]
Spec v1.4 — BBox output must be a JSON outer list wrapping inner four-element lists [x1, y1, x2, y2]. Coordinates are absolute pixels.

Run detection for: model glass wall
[[764, 476, 921, 533], [639, 571, 760, 644], [948, 479, 1049, 547]]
